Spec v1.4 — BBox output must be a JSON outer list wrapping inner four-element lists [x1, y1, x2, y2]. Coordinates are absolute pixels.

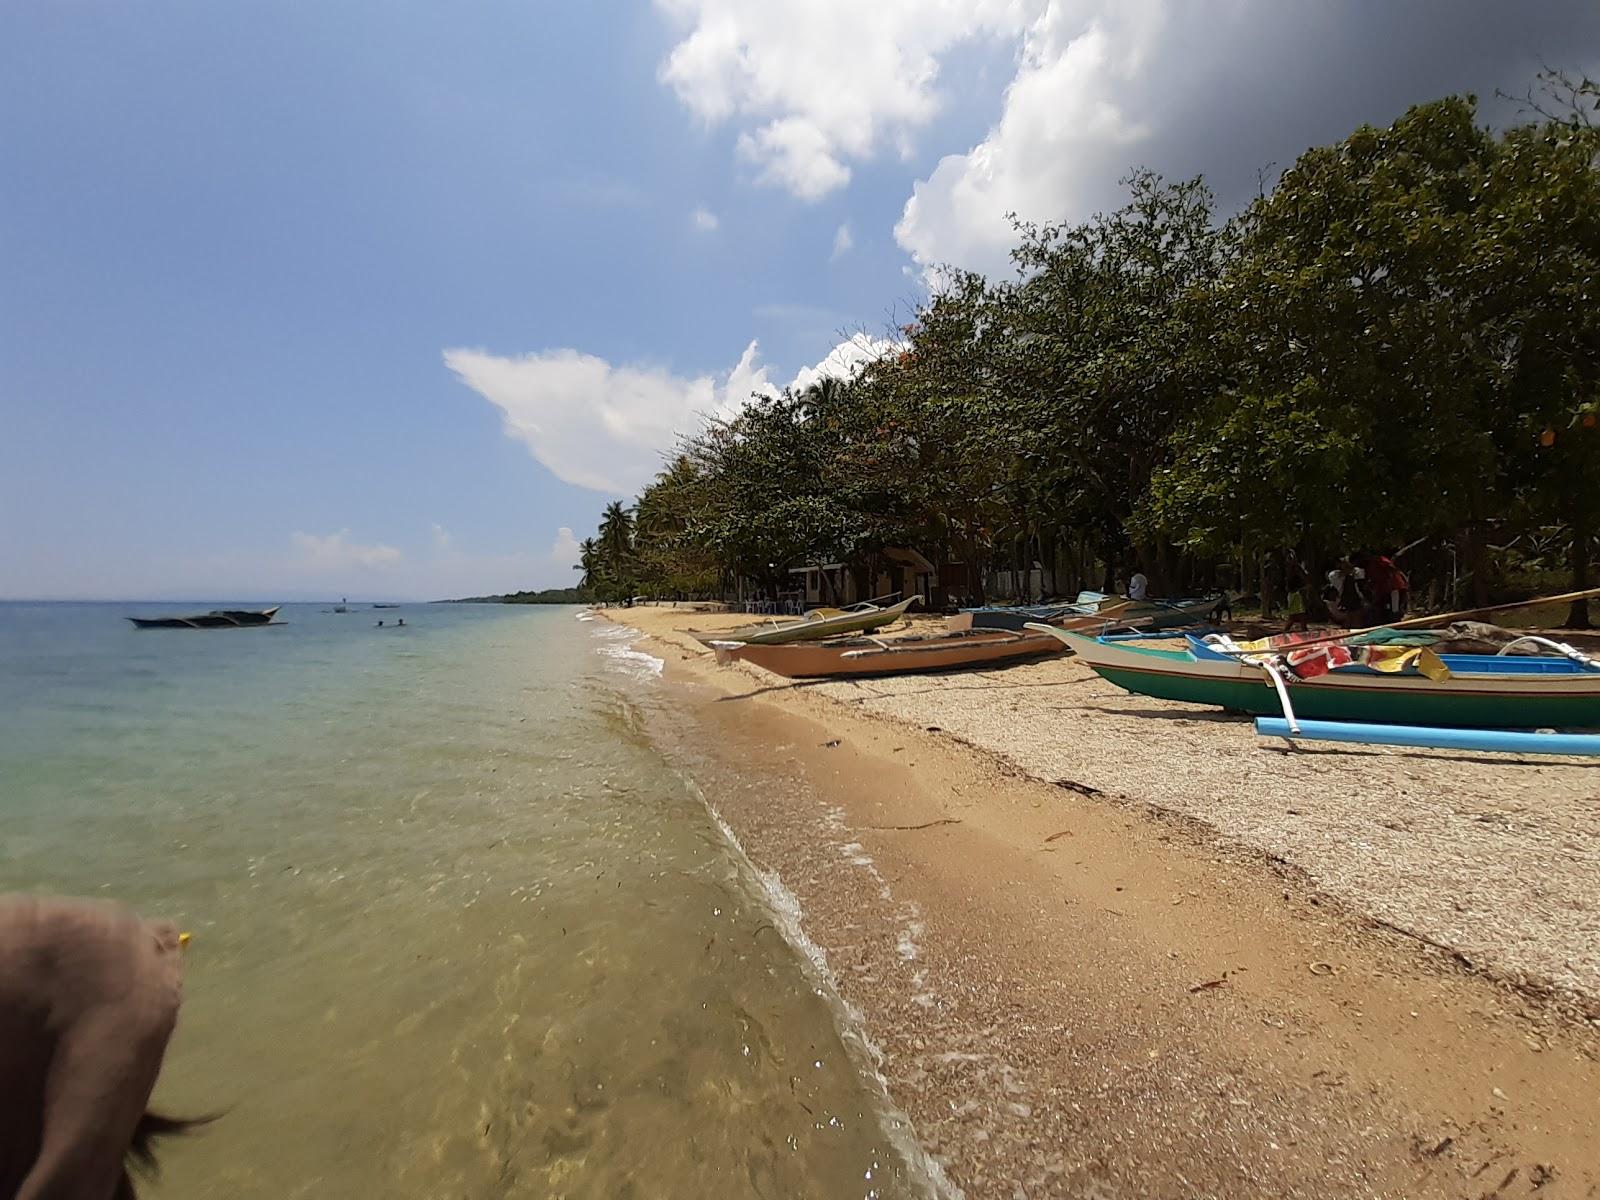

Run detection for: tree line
[[576, 79, 1600, 627]]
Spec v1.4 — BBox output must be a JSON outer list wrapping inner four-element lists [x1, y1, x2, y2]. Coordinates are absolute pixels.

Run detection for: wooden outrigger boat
[[690, 596, 919, 646], [711, 627, 1065, 678], [947, 599, 1133, 632], [950, 592, 1215, 632], [1078, 591, 1220, 630], [1031, 626, 1600, 728], [128, 606, 282, 630]]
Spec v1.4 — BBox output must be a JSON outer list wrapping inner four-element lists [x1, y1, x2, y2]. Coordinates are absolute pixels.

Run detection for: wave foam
[[587, 621, 665, 680], [686, 784, 961, 1200]]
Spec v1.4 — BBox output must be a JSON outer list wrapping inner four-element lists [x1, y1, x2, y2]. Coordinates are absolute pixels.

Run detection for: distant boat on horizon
[[127, 606, 282, 630]]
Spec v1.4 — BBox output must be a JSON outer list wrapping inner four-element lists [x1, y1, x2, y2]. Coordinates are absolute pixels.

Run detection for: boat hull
[[694, 597, 919, 645], [128, 607, 281, 629], [715, 629, 1064, 678], [954, 595, 1210, 632], [1053, 631, 1600, 728], [950, 600, 1132, 633]]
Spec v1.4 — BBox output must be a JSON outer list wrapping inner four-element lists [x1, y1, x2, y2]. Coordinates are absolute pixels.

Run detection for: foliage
[[566, 77, 1600, 625]]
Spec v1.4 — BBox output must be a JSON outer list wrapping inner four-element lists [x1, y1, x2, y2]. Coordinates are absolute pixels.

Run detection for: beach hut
[[789, 548, 941, 608]]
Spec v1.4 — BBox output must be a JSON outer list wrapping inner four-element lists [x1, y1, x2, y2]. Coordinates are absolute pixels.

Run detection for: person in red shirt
[[1359, 552, 1408, 622]]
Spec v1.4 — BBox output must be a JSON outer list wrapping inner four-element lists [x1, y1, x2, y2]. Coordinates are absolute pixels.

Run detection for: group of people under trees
[[1282, 551, 1410, 632], [1106, 549, 1410, 634]]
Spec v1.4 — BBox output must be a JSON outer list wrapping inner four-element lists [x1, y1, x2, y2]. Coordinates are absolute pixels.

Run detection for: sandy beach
[[608, 604, 1600, 1199]]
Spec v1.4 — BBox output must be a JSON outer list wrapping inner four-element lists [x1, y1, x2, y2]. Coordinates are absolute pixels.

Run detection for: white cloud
[[788, 333, 904, 394], [656, 0, 1599, 272], [889, 0, 1588, 278], [896, 1, 1162, 277], [830, 222, 853, 260], [655, 0, 1038, 200], [430, 522, 452, 550], [448, 330, 919, 499], [691, 206, 720, 231], [548, 526, 582, 570], [290, 530, 403, 571], [444, 340, 778, 496]]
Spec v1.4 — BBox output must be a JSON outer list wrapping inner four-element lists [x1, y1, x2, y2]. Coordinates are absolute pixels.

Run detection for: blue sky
[[3, 1, 1594, 600]]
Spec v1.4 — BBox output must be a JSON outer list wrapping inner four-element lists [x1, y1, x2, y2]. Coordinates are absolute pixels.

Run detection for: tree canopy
[[577, 78, 1600, 625]]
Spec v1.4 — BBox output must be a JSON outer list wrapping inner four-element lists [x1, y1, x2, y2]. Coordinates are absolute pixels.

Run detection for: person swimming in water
[[0, 895, 207, 1199]]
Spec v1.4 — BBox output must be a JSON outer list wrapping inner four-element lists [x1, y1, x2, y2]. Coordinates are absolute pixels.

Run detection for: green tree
[[1475, 74, 1600, 625], [573, 537, 600, 590], [1009, 171, 1232, 590], [597, 501, 635, 580], [1147, 99, 1502, 582]]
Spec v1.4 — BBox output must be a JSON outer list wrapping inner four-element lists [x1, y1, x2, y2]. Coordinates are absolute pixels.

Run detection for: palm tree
[[573, 538, 599, 589], [597, 501, 635, 580]]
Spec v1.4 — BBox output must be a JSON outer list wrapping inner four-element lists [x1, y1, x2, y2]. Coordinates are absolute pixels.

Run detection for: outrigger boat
[[690, 596, 919, 646], [1029, 626, 1600, 729], [711, 626, 1064, 678], [947, 599, 1133, 632], [1077, 591, 1220, 630], [950, 592, 1215, 632], [128, 606, 282, 630]]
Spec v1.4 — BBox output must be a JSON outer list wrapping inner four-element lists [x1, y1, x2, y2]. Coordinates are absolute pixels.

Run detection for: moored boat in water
[[127, 606, 282, 629], [710, 626, 1065, 678]]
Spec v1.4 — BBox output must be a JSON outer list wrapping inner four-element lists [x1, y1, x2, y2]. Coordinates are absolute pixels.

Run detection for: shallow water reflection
[[0, 603, 927, 1198]]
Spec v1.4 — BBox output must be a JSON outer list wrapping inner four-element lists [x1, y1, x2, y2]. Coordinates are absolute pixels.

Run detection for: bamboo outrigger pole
[[1258, 584, 1600, 652]]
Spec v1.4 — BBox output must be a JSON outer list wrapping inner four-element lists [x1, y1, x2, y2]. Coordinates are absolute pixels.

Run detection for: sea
[[0, 601, 933, 1199]]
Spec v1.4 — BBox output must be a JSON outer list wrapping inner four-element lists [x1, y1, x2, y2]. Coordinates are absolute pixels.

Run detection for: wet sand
[[609, 605, 1600, 1199]]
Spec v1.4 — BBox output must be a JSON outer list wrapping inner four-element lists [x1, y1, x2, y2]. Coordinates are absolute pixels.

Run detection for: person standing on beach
[[1284, 563, 1311, 632], [0, 895, 199, 1199], [1127, 570, 1149, 601], [1358, 551, 1409, 623]]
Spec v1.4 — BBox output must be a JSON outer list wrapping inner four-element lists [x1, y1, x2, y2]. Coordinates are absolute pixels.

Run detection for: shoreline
[[604, 604, 1600, 1198]]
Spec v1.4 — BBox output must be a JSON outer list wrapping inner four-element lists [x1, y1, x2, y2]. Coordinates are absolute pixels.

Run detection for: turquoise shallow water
[[0, 602, 926, 1198]]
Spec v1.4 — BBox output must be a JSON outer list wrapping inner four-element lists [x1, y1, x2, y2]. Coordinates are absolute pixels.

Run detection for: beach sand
[[610, 604, 1600, 1199]]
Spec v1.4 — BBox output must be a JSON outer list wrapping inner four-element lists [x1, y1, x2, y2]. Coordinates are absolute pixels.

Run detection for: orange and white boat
[[709, 627, 1066, 679]]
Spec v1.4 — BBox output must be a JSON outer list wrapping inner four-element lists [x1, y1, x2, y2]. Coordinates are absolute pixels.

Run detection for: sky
[[2, 1, 1596, 600]]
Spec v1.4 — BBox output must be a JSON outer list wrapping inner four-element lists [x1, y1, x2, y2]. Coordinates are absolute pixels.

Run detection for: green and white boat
[[1033, 628, 1600, 728]]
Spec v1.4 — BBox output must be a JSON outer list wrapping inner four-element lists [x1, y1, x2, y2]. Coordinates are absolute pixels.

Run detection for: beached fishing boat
[[953, 593, 1213, 633], [710, 626, 1064, 678], [1077, 591, 1220, 630], [690, 596, 919, 646], [128, 607, 282, 630], [947, 599, 1133, 632], [1032, 628, 1600, 728]]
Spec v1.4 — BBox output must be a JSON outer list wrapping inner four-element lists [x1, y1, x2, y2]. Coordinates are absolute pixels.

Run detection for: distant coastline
[[440, 587, 588, 605]]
